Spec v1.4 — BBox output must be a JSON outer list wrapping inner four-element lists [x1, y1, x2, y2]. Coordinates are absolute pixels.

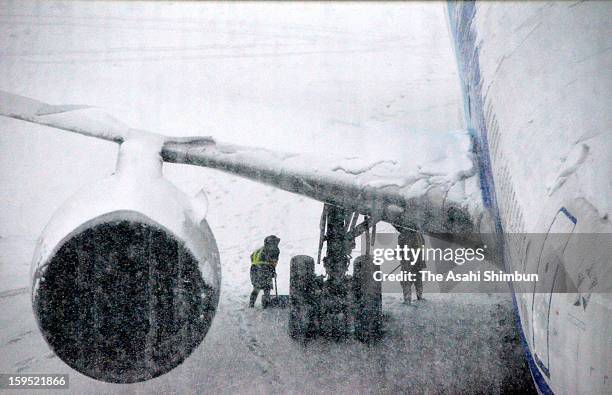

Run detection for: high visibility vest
[[251, 248, 264, 265], [251, 247, 276, 267]]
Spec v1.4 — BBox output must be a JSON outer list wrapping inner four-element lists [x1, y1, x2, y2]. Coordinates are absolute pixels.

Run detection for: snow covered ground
[[0, 183, 530, 394], [0, 170, 532, 394], [0, 1, 532, 393]]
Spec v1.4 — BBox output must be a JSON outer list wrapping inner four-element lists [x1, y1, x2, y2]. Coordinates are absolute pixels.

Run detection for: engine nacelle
[[30, 139, 221, 383]]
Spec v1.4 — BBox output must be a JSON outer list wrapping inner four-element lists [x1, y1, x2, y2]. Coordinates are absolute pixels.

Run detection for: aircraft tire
[[289, 255, 316, 341], [353, 255, 383, 342]]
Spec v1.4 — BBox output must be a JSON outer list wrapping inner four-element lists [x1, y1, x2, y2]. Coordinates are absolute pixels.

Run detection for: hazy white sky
[[0, 1, 464, 237]]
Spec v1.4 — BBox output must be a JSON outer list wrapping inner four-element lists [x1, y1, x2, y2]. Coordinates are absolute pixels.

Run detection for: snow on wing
[[0, 89, 486, 238], [162, 133, 486, 236], [0, 90, 128, 143]]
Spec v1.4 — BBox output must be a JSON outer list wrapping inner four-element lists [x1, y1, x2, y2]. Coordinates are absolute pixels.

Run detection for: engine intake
[[30, 141, 221, 383], [35, 218, 216, 382]]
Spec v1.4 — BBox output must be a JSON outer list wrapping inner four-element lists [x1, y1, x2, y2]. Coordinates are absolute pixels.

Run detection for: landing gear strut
[[288, 204, 382, 342]]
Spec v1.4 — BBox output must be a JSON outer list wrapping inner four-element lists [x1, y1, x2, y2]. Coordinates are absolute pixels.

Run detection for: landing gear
[[319, 277, 350, 340], [288, 204, 383, 343]]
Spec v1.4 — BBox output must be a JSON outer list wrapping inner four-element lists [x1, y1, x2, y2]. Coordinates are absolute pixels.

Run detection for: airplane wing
[[0, 90, 128, 143], [0, 90, 489, 242]]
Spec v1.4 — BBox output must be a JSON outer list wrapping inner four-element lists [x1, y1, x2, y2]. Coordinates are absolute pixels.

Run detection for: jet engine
[[29, 139, 221, 383]]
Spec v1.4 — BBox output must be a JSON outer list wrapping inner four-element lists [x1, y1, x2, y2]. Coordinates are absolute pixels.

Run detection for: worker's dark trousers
[[249, 288, 271, 308], [400, 266, 423, 303]]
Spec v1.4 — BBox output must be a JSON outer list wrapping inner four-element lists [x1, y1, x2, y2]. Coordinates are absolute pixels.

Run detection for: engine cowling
[[30, 140, 221, 383]]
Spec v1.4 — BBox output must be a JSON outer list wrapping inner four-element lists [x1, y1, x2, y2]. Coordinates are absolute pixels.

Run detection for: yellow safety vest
[[251, 247, 277, 267]]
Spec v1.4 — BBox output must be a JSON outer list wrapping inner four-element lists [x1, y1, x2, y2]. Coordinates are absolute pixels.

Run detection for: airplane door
[[531, 207, 576, 378]]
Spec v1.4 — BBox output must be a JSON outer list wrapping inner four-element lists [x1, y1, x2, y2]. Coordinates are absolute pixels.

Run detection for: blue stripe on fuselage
[[447, 3, 554, 394]]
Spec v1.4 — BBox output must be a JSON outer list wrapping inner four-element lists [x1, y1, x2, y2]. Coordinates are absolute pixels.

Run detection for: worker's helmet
[[265, 235, 280, 245]]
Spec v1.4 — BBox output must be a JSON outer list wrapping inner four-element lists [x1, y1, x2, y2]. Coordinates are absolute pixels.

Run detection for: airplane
[[0, 88, 488, 383], [0, 1, 610, 393]]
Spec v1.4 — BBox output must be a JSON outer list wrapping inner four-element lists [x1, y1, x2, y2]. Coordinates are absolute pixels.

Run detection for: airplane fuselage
[[449, 2, 611, 394]]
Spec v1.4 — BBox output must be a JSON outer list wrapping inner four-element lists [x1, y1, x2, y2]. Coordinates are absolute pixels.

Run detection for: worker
[[397, 228, 426, 304], [249, 235, 280, 308]]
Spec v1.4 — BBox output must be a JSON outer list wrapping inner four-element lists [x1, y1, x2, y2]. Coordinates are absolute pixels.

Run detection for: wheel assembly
[[353, 255, 383, 342], [288, 255, 317, 341], [288, 204, 383, 343]]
